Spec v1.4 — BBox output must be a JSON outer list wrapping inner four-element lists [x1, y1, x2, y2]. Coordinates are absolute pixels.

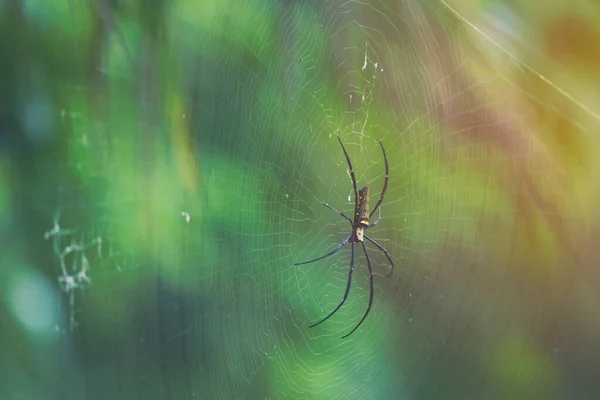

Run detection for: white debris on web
[[336, 40, 384, 156], [44, 210, 102, 331], [180, 211, 191, 223], [361, 42, 368, 70]]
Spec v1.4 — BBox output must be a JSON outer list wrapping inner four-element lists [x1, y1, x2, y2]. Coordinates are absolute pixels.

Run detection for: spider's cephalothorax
[[294, 136, 393, 338]]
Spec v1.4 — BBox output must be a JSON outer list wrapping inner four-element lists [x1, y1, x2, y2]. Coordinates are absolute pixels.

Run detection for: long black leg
[[364, 235, 394, 277], [341, 241, 374, 338], [368, 207, 381, 228], [369, 141, 389, 218], [294, 232, 352, 266], [309, 240, 355, 328], [321, 202, 353, 226], [337, 136, 358, 209]]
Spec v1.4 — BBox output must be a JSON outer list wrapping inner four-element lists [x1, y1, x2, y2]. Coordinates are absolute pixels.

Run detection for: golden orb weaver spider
[[295, 136, 393, 338]]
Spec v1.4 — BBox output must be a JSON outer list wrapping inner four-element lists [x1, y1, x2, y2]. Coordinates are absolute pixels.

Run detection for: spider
[[295, 136, 394, 338]]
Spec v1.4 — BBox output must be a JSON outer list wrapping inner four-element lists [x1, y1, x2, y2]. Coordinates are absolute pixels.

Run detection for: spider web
[[4, 0, 600, 399]]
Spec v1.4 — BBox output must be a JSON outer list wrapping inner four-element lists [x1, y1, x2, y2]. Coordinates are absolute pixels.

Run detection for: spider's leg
[[364, 235, 394, 277], [321, 202, 353, 225], [369, 141, 389, 218], [337, 136, 359, 207], [309, 240, 355, 328], [368, 207, 381, 228], [294, 233, 352, 266], [341, 241, 374, 338]]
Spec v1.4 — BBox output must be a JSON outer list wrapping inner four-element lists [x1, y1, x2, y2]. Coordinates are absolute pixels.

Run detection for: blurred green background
[[1, 0, 600, 398]]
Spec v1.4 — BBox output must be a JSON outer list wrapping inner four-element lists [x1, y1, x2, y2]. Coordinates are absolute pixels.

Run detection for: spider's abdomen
[[356, 186, 370, 228]]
